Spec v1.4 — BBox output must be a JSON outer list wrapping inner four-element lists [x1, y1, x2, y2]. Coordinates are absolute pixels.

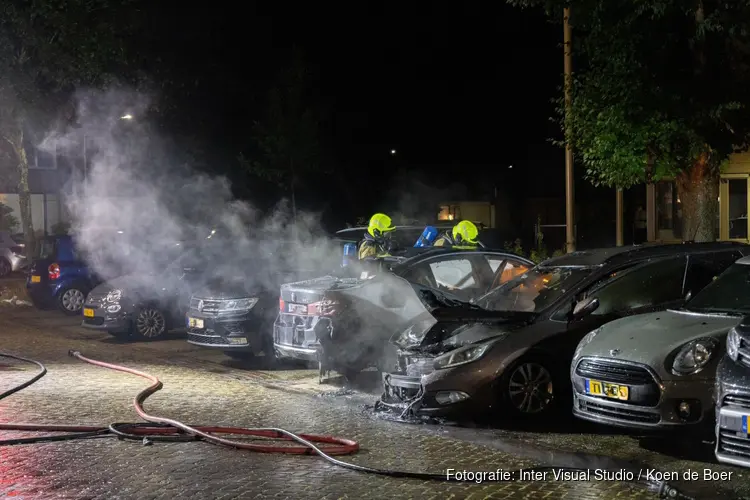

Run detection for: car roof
[[391, 247, 534, 267], [540, 242, 750, 268]]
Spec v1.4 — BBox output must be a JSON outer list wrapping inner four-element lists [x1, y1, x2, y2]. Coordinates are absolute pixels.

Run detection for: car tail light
[[279, 297, 285, 311], [48, 263, 60, 280], [10, 245, 24, 255], [307, 300, 338, 316]]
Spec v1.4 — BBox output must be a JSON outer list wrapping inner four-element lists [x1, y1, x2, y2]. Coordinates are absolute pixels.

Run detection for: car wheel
[[134, 307, 167, 340], [58, 287, 87, 315], [0, 258, 11, 278], [500, 357, 558, 417]]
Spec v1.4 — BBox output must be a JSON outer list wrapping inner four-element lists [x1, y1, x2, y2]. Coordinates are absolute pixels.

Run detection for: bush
[[0, 202, 18, 232]]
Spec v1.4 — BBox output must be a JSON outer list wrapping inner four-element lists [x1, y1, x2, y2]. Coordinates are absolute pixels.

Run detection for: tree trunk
[[4, 126, 36, 254], [675, 154, 718, 242]]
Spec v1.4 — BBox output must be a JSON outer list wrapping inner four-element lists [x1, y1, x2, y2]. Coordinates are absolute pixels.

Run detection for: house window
[[29, 142, 57, 170], [656, 181, 682, 240], [437, 205, 461, 221]]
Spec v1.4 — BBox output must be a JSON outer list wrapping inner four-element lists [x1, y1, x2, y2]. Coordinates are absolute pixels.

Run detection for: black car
[[379, 242, 750, 420], [274, 247, 534, 380], [81, 242, 210, 339]]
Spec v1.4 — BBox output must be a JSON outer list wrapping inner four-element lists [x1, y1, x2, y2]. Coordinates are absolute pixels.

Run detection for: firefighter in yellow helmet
[[358, 213, 396, 260], [450, 220, 482, 249]]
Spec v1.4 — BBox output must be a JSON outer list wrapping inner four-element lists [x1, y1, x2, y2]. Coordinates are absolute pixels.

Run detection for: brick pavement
[[0, 307, 739, 499]]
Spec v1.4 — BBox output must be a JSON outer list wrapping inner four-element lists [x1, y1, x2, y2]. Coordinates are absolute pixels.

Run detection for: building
[[0, 140, 73, 237], [616, 152, 750, 244]]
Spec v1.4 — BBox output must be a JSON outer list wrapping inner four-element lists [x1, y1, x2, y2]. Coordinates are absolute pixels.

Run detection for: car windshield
[[684, 263, 750, 315], [477, 265, 593, 313]]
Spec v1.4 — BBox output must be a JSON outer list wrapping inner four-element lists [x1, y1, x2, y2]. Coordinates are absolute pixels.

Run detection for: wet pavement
[[0, 305, 749, 499]]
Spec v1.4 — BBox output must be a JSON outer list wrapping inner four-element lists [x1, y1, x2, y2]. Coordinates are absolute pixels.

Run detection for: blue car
[[26, 235, 101, 315]]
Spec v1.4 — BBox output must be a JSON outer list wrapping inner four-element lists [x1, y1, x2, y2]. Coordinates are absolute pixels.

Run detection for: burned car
[[379, 242, 750, 419], [82, 241, 207, 340], [273, 248, 532, 380], [572, 253, 750, 431]]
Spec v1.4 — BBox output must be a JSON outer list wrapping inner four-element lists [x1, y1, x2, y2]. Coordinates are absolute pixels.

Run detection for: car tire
[[133, 307, 167, 340], [57, 286, 88, 316], [0, 258, 11, 278], [497, 354, 563, 419]]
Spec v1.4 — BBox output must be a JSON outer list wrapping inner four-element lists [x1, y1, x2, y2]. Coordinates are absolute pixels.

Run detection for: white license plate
[[288, 303, 306, 314], [228, 337, 248, 345], [188, 317, 204, 329]]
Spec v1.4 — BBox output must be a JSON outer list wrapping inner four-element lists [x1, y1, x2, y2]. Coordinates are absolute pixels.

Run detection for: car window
[[684, 251, 743, 298], [429, 258, 476, 289], [488, 258, 530, 290], [589, 256, 687, 316]]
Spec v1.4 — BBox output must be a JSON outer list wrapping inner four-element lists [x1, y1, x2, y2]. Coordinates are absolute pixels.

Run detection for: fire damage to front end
[[274, 273, 429, 381], [377, 295, 533, 419]]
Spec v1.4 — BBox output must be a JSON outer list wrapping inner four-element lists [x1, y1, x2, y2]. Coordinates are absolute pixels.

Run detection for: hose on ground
[[0, 351, 696, 499]]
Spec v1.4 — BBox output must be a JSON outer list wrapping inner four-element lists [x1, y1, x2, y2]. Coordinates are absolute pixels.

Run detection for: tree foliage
[[0, 0, 143, 248], [239, 53, 327, 201], [0, 202, 18, 232]]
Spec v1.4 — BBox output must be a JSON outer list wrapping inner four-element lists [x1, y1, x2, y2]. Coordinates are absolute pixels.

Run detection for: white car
[[0, 231, 27, 277]]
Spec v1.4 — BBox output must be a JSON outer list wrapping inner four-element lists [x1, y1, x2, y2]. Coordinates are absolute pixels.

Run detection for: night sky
[[141, 2, 565, 221]]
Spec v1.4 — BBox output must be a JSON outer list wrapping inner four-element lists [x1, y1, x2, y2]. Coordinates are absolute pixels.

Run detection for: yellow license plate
[[188, 317, 204, 329], [83, 308, 94, 318], [584, 378, 629, 401], [30, 275, 40, 283], [228, 337, 248, 345]]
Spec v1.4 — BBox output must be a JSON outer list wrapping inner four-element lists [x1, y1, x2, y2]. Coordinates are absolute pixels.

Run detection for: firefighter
[[358, 213, 395, 260], [451, 220, 482, 249], [432, 228, 454, 247]]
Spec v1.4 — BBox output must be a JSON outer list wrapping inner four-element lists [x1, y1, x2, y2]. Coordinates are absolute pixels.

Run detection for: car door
[[558, 255, 688, 357]]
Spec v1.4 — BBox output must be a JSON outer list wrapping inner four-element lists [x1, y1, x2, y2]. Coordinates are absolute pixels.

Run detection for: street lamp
[[121, 114, 133, 120], [390, 149, 396, 155]]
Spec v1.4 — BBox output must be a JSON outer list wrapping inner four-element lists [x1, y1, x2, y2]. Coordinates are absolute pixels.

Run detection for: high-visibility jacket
[[358, 235, 390, 260], [433, 232, 454, 247]]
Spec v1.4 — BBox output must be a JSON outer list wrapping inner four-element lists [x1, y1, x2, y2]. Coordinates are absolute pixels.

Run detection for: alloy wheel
[[507, 362, 554, 414], [61, 289, 85, 312], [136, 309, 166, 338]]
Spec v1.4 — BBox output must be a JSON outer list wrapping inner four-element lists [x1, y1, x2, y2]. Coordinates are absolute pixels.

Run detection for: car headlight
[[672, 337, 719, 376], [106, 289, 122, 303], [219, 298, 258, 313], [433, 337, 504, 370], [727, 327, 740, 362], [574, 328, 601, 359]]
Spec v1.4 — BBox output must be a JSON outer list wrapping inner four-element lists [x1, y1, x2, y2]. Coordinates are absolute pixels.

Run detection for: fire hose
[[0, 351, 696, 499]]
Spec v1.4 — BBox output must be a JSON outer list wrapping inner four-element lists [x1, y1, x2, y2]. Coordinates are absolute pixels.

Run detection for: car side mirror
[[572, 296, 599, 320]]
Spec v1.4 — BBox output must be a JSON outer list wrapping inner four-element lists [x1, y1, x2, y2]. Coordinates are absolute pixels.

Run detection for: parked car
[[81, 241, 202, 340], [0, 231, 26, 277], [571, 252, 750, 432], [275, 248, 533, 380], [26, 235, 102, 315], [185, 239, 347, 360], [379, 242, 750, 420], [714, 298, 750, 465]]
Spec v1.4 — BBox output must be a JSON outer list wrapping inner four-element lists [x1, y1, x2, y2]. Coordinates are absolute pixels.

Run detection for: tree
[[508, 0, 750, 241], [0, 0, 142, 250], [239, 53, 326, 219], [0, 202, 18, 232]]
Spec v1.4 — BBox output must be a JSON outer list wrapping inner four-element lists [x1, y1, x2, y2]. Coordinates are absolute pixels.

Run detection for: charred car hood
[[90, 274, 159, 296], [578, 309, 742, 379]]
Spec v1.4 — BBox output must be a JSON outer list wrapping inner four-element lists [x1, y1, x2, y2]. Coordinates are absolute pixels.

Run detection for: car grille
[[187, 331, 224, 345], [189, 297, 222, 316], [737, 335, 750, 368], [717, 429, 750, 461], [577, 399, 659, 424], [575, 358, 660, 406], [724, 394, 750, 409], [404, 357, 434, 377]]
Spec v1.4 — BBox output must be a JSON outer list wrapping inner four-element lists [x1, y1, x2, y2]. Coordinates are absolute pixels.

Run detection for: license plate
[[188, 317, 204, 329], [228, 337, 248, 345], [584, 378, 629, 401], [83, 308, 94, 318], [288, 303, 306, 314], [30, 275, 40, 283]]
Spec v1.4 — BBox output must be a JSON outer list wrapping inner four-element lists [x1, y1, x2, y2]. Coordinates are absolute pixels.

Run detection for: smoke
[[42, 88, 342, 298], [383, 170, 469, 223]]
